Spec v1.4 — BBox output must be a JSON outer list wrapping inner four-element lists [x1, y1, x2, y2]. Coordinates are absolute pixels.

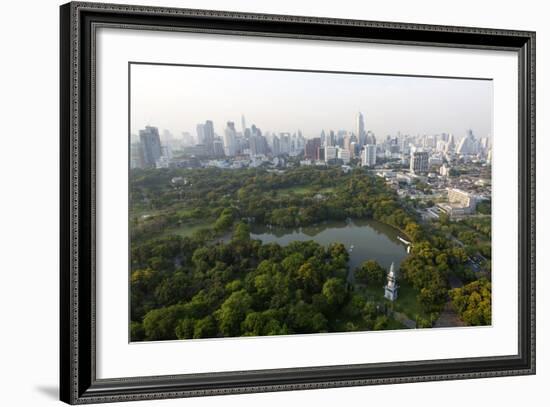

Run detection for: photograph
[[56, 2, 536, 404], [128, 63, 493, 342]]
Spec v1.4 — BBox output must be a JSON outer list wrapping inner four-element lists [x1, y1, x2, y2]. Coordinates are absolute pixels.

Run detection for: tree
[[154, 271, 193, 306], [362, 301, 379, 329], [241, 310, 287, 336], [374, 315, 389, 330], [143, 304, 187, 341], [417, 317, 432, 328], [130, 321, 145, 341], [215, 289, 253, 337], [281, 253, 305, 275], [193, 315, 218, 339], [296, 262, 323, 294], [232, 222, 251, 241], [476, 200, 491, 215], [355, 260, 386, 286], [343, 294, 366, 319], [321, 278, 347, 308], [191, 246, 213, 272], [288, 302, 328, 333], [175, 317, 196, 340], [214, 213, 233, 232], [417, 285, 447, 314], [130, 268, 160, 321], [450, 279, 491, 326], [435, 253, 449, 272], [328, 242, 349, 262], [405, 222, 422, 242]]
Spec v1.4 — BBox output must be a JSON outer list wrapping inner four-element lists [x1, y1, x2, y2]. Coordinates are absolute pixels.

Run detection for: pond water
[[249, 219, 409, 282]]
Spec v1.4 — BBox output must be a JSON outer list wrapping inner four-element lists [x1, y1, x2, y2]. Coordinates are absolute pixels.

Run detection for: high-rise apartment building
[[272, 135, 281, 156], [224, 121, 238, 156], [212, 139, 225, 157], [139, 126, 162, 168], [325, 146, 337, 162], [305, 137, 321, 160], [196, 120, 215, 155], [361, 144, 377, 167], [338, 148, 351, 164], [410, 150, 429, 173], [249, 125, 268, 156], [356, 112, 366, 145]]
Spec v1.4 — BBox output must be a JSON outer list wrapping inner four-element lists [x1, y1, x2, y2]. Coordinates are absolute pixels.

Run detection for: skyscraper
[[224, 121, 238, 156], [361, 144, 376, 167], [356, 112, 366, 145], [130, 142, 143, 169], [325, 130, 336, 147], [241, 115, 246, 133], [249, 125, 268, 156], [338, 148, 351, 164], [325, 146, 337, 162], [445, 134, 456, 155], [139, 126, 162, 168], [196, 123, 206, 145], [366, 130, 376, 146], [203, 120, 215, 155], [456, 129, 479, 155], [279, 133, 290, 155], [305, 137, 321, 160], [272, 135, 281, 156], [196, 120, 215, 155], [212, 139, 225, 157], [410, 150, 429, 173]]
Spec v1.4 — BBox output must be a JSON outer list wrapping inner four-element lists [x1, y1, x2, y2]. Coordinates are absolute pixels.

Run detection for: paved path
[[434, 301, 465, 328], [392, 311, 416, 329]]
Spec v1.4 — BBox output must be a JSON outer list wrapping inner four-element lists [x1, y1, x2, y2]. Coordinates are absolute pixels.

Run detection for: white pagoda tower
[[384, 262, 398, 301]]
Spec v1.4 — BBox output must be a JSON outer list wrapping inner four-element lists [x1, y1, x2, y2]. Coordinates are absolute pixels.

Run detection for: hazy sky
[[130, 63, 493, 140]]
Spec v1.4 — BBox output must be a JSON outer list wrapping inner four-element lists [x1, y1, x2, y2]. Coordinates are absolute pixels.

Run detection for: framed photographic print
[[60, 1, 536, 404]]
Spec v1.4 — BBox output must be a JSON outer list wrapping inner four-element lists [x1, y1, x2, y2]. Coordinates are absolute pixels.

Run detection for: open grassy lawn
[[384, 317, 408, 330], [275, 185, 336, 197], [129, 207, 155, 219], [359, 284, 384, 302], [162, 220, 214, 238], [392, 282, 429, 321]]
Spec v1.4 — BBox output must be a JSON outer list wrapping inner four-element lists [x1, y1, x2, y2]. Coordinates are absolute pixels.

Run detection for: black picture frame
[[60, 1, 536, 404]]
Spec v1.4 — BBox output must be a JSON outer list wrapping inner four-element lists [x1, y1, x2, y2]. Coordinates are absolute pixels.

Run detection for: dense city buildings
[[131, 121, 491, 172], [131, 116, 492, 226]]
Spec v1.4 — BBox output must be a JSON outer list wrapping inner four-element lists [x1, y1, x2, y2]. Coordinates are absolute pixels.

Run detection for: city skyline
[[130, 64, 493, 141]]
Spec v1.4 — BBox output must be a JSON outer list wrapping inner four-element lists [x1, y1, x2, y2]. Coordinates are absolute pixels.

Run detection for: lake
[[249, 219, 409, 282]]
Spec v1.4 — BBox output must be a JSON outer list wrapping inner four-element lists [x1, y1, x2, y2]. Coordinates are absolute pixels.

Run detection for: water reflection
[[250, 219, 408, 272]]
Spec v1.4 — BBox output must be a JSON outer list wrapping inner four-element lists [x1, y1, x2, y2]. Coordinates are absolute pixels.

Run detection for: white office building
[[325, 146, 337, 162], [361, 144, 376, 167]]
